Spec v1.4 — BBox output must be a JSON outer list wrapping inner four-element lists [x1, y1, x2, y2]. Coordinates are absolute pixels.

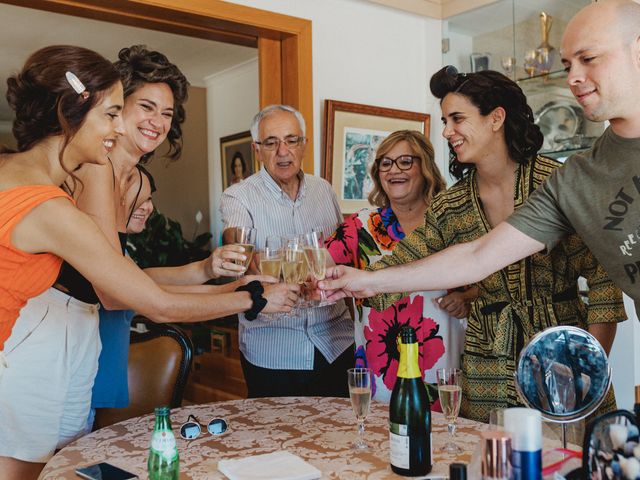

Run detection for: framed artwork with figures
[[322, 99, 430, 214], [220, 131, 259, 190]]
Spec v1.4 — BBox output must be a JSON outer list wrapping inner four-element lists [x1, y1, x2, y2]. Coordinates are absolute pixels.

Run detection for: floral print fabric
[[326, 206, 463, 403]]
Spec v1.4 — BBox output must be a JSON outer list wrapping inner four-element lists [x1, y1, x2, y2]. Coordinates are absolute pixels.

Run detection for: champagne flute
[[232, 227, 256, 276], [283, 236, 310, 307], [258, 237, 283, 319], [302, 231, 334, 307], [282, 243, 305, 285], [259, 239, 282, 279], [437, 368, 462, 453], [347, 367, 372, 450]]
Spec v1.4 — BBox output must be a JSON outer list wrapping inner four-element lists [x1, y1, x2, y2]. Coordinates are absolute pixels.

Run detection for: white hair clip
[[65, 71, 89, 99]]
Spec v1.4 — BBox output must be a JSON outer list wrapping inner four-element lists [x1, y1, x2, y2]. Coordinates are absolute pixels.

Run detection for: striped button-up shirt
[[220, 168, 353, 370]]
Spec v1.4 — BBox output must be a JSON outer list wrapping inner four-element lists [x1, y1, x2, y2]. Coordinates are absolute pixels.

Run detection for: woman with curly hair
[[75, 45, 278, 427], [328, 67, 625, 422], [325, 130, 467, 403]]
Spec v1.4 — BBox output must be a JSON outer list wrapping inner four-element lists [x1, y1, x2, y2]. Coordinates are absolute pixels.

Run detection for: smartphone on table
[[75, 462, 138, 480]]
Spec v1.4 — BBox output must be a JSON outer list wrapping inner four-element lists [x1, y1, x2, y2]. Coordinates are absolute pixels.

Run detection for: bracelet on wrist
[[235, 280, 267, 321]]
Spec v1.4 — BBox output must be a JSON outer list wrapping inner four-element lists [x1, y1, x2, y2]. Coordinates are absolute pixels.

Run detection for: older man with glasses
[[220, 104, 353, 398]]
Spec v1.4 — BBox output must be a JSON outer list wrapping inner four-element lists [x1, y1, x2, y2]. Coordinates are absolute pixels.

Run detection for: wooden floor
[[182, 316, 248, 404]]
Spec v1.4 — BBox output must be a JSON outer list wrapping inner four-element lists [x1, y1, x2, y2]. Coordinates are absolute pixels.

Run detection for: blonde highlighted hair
[[368, 130, 445, 208]]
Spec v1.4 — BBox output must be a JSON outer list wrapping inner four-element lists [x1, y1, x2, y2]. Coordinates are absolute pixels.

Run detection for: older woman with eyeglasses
[[325, 130, 469, 403]]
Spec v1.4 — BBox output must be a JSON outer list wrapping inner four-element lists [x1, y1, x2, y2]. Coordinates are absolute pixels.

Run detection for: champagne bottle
[[389, 325, 432, 476], [148, 406, 180, 480]]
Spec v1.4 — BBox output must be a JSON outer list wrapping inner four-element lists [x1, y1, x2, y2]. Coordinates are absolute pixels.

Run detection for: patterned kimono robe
[[368, 156, 625, 422]]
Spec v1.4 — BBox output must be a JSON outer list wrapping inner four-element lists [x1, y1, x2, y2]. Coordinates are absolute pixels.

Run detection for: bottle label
[[151, 430, 178, 460], [389, 422, 410, 469]]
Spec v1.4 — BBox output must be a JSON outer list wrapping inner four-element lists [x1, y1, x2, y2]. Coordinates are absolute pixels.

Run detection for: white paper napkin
[[218, 450, 321, 480]]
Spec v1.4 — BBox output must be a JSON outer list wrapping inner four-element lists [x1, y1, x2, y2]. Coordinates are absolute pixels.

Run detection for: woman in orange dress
[[0, 46, 297, 480]]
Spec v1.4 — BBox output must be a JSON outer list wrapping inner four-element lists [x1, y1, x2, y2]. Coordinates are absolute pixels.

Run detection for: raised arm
[[322, 222, 545, 300], [143, 244, 247, 284], [14, 199, 298, 322], [72, 162, 127, 309]]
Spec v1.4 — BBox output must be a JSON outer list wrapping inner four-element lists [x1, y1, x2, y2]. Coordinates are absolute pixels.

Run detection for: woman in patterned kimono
[[326, 130, 469, 404], [366, 67, 625, 422]]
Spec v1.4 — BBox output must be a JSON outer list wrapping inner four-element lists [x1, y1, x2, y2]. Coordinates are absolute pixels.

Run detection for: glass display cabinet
[[442, 0, 602, 161]]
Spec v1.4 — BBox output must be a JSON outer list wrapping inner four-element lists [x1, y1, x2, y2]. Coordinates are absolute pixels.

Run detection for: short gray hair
[[250, 104, 306, 142]]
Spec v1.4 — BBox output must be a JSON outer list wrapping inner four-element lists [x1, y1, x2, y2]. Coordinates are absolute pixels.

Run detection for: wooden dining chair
[[93, 317, 193, 429]]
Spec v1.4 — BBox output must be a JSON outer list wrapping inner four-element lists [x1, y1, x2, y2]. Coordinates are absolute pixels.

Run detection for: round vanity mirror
[[515, 325, 611, 423]]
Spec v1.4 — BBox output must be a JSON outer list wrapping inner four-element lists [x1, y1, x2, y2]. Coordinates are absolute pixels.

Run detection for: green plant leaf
[[127, 208, 212, 268]]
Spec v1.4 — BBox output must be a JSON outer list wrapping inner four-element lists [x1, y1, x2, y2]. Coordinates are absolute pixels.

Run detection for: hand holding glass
[[232, 227, 256, 275], [302, 231, 334, 306], [437, 368, 462, 453], [347, 367, 372, 450]]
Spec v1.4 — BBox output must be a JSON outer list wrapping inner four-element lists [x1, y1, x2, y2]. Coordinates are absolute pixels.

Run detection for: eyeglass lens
[[208, 418, 228, 435], [180, 421, 201, 440], [379, 155, 416, 171]]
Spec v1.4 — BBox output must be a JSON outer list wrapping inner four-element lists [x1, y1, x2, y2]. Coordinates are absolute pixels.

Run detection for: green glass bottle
[[148, 406, 180, 480], [389, 325, 432, 476]]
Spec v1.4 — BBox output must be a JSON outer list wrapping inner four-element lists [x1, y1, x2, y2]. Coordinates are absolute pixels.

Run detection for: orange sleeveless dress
[[0, 185, 73, 350]]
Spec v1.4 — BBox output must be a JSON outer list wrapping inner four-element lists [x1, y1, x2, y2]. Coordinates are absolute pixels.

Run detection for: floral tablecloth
[[40, 397, 489, 479]]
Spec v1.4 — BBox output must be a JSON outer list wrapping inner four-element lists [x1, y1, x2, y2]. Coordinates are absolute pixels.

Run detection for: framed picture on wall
[[220, 131, 259, 190], [470, 52, 491, 72], [322, 99, 430, 214]]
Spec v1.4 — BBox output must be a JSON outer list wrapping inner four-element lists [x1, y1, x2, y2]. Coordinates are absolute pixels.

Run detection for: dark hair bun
[[430, 65, 460, 99], [6, 74, 58, 152], [4, 45, 119, 153], [428, 65, 543, 179]]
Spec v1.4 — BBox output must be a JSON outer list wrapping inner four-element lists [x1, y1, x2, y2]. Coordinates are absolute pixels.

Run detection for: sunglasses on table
[[179, 414, 228, 440]]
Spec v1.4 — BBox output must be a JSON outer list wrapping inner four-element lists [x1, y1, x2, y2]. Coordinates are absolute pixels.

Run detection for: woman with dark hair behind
[[366, 67, 625, 422], [69, 45, 287, 428]]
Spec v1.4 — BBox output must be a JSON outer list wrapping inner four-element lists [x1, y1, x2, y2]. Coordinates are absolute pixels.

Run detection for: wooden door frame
[[1, 0, 314, 171]]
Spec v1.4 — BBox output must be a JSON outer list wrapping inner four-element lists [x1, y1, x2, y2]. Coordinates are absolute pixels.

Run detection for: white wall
[[205, 58, 259, 244], [442, 28, 472, 73], [609, 297, 640, 410], [440, 27, 473, 184], [222, 0, 446, 178]]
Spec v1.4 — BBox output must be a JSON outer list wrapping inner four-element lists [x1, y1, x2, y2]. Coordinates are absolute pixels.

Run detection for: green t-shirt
[[508, 127, 640, 308]]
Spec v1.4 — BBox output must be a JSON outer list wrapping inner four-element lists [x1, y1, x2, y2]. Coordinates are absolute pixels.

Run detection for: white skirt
[[0, 288, 101, 462]]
